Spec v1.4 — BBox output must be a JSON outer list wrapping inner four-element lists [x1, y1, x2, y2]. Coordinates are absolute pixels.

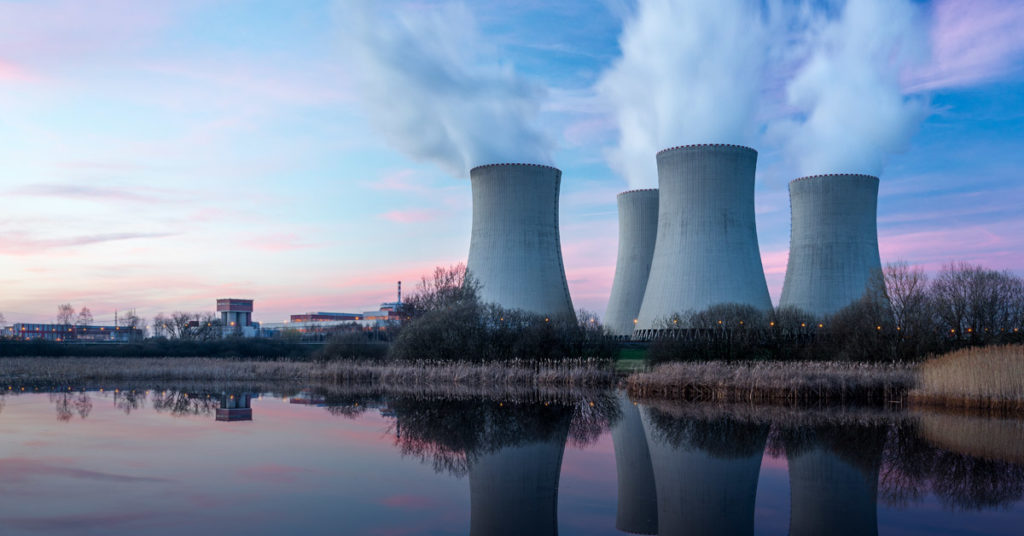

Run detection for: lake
[[1, 384, 1022, 535]]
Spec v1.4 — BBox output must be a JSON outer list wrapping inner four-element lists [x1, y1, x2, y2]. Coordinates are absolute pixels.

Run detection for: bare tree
[[0, 312, 6, 328], [402, 263, 480, 319], [119, 309, 147, 340], [56, 303, 75, 327], [76, 306, 94, 327]]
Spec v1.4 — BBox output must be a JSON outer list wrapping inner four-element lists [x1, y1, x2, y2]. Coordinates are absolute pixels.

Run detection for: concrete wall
[[636, 144, 772, 332], [779, 174, 882, 318], [611, 392, 658, 535], [468, 433, 568, 536], [605, 189, 659, 337], [467, 163, 575, 319]]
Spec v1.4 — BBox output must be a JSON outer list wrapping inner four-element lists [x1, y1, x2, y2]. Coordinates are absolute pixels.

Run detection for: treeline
[[648, 261, 1024, 363], [320, 264, 617, 361]]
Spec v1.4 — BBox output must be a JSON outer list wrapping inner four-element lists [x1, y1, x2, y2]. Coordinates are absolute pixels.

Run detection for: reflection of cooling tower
[[468, 434, 568, 536], [780, 174, 883, 318], [635, 145, 772, 333], [788, 446, 879, 536], [467, 164, 575, 318], [641, 409, 768, 536], [605, 190, 659, 337], [611, 392, 658, 535]]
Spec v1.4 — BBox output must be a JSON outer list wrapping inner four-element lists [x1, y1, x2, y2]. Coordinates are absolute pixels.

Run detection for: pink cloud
[[368, 169, 427, 193], [0, 232, 176, 256], [0, 58, 36, 82], [905, 0, 1024, 91], [378, 209, 440, 223]]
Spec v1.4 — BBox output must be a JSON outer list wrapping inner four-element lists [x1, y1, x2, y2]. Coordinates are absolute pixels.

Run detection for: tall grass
[[917, 409, 1024, 464], [0, 357, 615, 390], [911, 344, 1024, 412], [626, 360, 916, 405]]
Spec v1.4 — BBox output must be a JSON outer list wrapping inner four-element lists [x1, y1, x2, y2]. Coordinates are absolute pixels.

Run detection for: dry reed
[[916, 408, 1024, 464], [626, 360, 916, 405], [0, 357, 615, 390], [910, 344, 1024, 413]]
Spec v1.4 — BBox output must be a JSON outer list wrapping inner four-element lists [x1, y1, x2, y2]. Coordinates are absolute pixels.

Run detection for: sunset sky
[[1, 0, 1022, 325]]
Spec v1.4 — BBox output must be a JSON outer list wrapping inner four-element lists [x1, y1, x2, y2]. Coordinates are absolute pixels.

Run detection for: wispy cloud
[[0, 232, 176, 255], [906, 0, 1024, 92], [10, 183, 177, 204], [377, 210, 440, 224]]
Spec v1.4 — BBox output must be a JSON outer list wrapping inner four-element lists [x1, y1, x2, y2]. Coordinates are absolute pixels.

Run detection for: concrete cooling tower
[[635, 144, 772, 335], [779, 174, 882, 318], [605, 189, 659, 337], [467, 163, 575, 319]]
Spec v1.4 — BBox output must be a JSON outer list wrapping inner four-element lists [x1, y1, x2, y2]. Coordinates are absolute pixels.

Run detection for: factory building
[[605, 189, 659, 338], [217, 298, 259, 337], [779, 174, 884, 318], [5, 323, 139, 342], [467, 163, 575, 319], [635, 144, 772, 337]]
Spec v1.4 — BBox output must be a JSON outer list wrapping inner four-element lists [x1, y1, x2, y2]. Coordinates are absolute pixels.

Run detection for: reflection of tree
[[880, 422, 1024, 510], [49, 392, 92, 421], [113, 390, 147, 415], [388, 395, 615, 476], [150, 390, 219, 417], [646, 409, 769, 459]]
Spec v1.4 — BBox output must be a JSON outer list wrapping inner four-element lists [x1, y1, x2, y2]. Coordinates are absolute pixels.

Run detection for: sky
[[1, 0, 1023, 325]]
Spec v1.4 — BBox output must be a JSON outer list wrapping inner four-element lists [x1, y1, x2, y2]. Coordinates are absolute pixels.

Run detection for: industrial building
[[605, 189, 659, 337], [635, 144, 772, 337], [466, 163, 575, 319], [5, 323, 139, 342], [217, 298, 258, 337], [779, 174, 884, 318]]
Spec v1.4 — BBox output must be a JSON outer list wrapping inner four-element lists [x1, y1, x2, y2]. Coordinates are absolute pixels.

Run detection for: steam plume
[[597, 0, 769, 188], [335, 1, 550, 177], [780, 0, 929, 176]]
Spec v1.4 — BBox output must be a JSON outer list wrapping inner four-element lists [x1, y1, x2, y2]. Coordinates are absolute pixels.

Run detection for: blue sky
[[0, 0, 1022, 325]]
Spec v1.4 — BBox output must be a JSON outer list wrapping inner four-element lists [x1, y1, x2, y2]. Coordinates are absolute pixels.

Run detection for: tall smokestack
[[635, 144, 772, 335], [397, 281, 401, 306], [605, 189, 659, 337], [779, 174, 883, 318], [467, 163, 575, 318]]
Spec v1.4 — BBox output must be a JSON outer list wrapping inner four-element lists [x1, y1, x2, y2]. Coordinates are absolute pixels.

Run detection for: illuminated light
[[545, 318, 549, 322], [818, 323, 823, 328], [230, 395, 234, 400], [499, 402, 503, 407], [876, 326, 881, 331], [770, 322, 775, 327], [718, 320, 722, 325], [801, 323, 806, 328], [589, 401, 594, 407], [739, 321, 744, 325], [633, 319, 638, 324], [968, 328, 973, 333]]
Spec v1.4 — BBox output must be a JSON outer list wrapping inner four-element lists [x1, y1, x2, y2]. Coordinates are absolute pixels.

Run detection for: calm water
[[1, 386, 1023, 535]]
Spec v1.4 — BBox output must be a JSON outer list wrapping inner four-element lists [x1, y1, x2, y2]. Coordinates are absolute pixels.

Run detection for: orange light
[[801, 323, 806, 327], [770, 322, 775, 327], [818, 323, 823, 328], [876, 326, 881, 330]]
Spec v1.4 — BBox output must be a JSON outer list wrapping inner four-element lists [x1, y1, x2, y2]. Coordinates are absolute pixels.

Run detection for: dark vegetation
[[325, 263, 618, 362], [0, 338, 316, 359], [647, 261, 1024, 363]]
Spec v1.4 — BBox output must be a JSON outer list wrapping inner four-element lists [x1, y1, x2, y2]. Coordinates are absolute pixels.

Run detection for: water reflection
[[643, 407, 768, 536], [611, 392, 658, 535], [782, 423, 887, 536], [3, 383, 1024, 535]]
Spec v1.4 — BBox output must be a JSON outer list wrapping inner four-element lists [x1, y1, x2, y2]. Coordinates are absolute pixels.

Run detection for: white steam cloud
[[335, 1, 550, 177], [597, 0, 769, 188], [779, 0, 929, 177]]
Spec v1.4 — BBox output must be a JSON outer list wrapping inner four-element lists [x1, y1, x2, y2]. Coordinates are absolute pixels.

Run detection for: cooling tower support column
[[635, 144, 772, 335], [605, 189, 659, 337], [779, 174, 882, 318], [467, 163, 575, 319]]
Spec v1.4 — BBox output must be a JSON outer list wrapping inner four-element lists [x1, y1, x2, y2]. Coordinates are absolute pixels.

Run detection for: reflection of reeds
[[911, 345, 1024, 413], [0, 357, 615, 390], [916, 409, 1024, 465], [627, 361, 915, 405]]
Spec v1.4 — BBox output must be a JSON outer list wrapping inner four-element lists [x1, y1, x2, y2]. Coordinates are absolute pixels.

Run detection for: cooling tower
[[635, 144, 772, 334], [468, 433, 568, 536], [611, 392, 658, 535], [605, 189, 659, 337], [779, 174, 882, 318], [467, 163, 575, 319]]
